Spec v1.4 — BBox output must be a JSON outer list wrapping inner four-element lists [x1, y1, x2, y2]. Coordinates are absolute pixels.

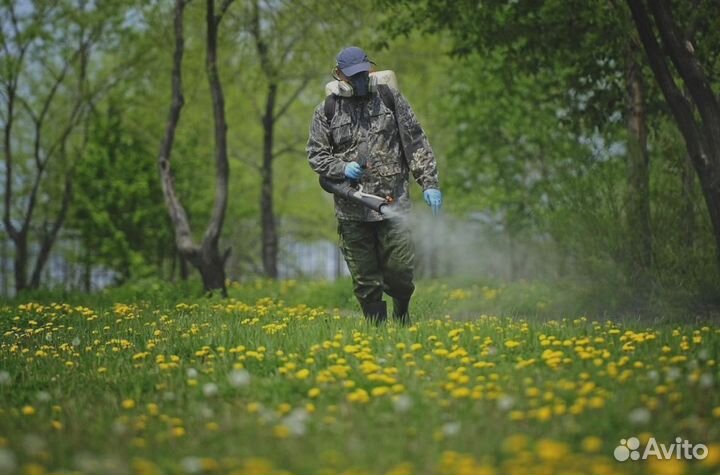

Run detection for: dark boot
[[392, 297, 411, 326], [361, 301, 387, 325]]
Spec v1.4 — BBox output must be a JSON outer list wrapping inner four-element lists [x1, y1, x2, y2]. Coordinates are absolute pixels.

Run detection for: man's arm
[[306, 105, 347, 180], [393, 90, 440, 191]]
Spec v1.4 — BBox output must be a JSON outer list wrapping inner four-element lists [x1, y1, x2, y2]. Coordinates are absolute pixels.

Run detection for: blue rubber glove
[[344, 162, 364, 180], [423, 188, 442, 215]]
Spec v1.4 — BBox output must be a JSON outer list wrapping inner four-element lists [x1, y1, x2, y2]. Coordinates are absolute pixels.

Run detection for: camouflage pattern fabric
[[306, 88, 439, 222], [337, 218, 415, 305]]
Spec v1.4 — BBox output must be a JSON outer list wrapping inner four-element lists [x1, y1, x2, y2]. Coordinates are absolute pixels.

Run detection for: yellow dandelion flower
[[536, 439, 568, 461], [371, 386, 390, 397], [701, 443, 720, 467], [451, 387, 470, 399], [347, 389, 370, 404], [273, 424, 290, 438], [581, 436, 602, 453], [502, 434, 528, 453], [646, 458, 686, 475]]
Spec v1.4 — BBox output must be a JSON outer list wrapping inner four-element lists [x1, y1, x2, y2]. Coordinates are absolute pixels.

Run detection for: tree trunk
[[681, 153, 695, 251], [13, 235, 28, 294], [180, 254, 189, 281], [158, 0, 233, 296], [192, 243, 227, 292], [1, 236, 8, 297], [202, 0, 233, 295], [261, 82, 279, 278], [83, 243, 92, 292], [624, 49, 652, 272], [29, 174, 73, 290], [627, 0, 720, 274]]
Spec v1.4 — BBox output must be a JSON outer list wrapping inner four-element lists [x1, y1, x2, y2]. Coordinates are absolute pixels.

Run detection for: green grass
[[0, 279, 719, 475]]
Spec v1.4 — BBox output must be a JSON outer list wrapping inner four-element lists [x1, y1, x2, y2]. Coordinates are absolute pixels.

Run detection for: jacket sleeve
[[394, 90, 440, 191], [306, 104, 346, 180]]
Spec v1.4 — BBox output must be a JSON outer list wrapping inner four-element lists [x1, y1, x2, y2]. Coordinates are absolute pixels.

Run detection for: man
[[306, 46, 442, 325]]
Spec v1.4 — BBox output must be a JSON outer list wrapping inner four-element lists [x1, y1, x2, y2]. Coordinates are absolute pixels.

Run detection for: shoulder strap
[[325, 85, 395, 124], [377, 84, 395, 114], [324, 94, 337, 124]]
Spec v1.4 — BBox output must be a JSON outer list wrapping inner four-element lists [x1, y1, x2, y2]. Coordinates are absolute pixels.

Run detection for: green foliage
[[70, 98, 173, 282], [379, 0, 720, 309]]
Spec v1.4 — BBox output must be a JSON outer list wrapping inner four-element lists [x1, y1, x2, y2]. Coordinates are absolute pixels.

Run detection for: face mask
[[349, 71, 370, 97]]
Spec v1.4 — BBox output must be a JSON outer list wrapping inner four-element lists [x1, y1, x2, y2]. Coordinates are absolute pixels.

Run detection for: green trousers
[[337, 219, 415, 306]]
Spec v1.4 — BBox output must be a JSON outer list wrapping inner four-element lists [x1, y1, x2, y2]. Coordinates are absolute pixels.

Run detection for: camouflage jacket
[[306, 88, 439, 222]]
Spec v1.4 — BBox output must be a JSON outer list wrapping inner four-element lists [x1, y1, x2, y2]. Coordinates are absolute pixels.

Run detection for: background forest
[[2, 0, 720, 318]]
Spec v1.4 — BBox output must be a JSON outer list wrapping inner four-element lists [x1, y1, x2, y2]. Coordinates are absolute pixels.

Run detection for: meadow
[[1, 279, 719, 475]]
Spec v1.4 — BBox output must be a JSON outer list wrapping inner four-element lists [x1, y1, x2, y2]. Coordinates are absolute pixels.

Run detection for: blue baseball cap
[[336, 46, 372, 77]]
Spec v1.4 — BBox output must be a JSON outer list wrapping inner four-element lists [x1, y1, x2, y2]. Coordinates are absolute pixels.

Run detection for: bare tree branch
[[273, 76, 310, 121], [216, 0, 235, 25], [271, 144, 303, 160]]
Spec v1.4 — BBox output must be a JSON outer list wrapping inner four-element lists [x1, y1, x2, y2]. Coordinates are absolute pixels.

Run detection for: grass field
[[1, 279, 719, 475]]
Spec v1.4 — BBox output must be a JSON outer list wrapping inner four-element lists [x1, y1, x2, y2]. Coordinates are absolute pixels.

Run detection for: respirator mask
[[332, 68, 377, 98], [348, 71, 370, 97]]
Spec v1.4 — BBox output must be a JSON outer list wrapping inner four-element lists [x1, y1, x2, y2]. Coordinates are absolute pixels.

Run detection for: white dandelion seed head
[[0, 371, 11, 386], [628, 407, 651, 425], [200, 405, 214, 419], [22, 434, 46, 455], [442, 421, 461, 437], [112, 420, 127, 436], [186, 368, 198, 379], [180, 456, 203, 474], [36, 391, 51, 403], [699, 373, 713, 388], [665, 367, 681, 382], [0, 448, 16, 473], [202, 383, 218, 398], [258, 409, 277, 425], [227, 369, 250, 388], [497, 395, 515, 411], [283, 408, 309, 437], [393, 394, 413, 413], [74, 453, 100, 472]]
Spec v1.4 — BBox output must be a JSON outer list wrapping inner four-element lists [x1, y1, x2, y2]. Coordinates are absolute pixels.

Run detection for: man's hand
[[344, 162, 364, 180], [423, 188, 442, 216]]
